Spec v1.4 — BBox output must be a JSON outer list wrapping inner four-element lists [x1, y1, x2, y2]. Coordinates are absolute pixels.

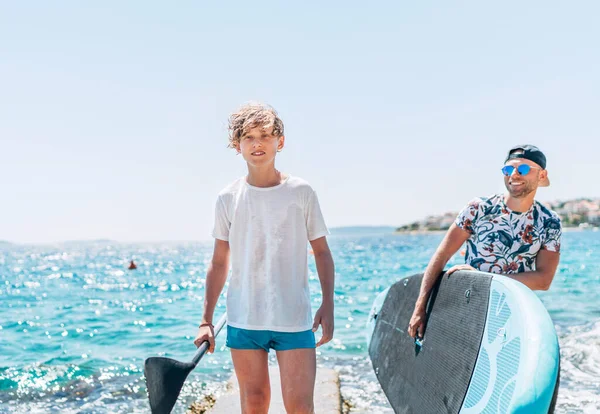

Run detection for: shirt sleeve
[[541, 214, 562, 253], [305, 191, 330, 241], [211, 196, 230, 241], [454, 198, 481, 234]]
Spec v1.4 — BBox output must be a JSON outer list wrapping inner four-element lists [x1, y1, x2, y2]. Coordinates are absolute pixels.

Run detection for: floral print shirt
[[455, 194, 562, 274]]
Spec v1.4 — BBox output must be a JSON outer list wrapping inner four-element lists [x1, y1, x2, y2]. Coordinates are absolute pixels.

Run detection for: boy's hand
[[312, 302, 334, 347], [193, 324, 216, 353]]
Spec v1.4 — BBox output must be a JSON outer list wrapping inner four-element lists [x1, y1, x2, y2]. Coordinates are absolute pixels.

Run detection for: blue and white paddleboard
[[367, 270, 560, 414]]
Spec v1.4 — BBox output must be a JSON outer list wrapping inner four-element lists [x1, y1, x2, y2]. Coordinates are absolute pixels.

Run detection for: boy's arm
[[310, 236, 335, 347], [194, 239, 230, 353], [201, 239, 230, 324]]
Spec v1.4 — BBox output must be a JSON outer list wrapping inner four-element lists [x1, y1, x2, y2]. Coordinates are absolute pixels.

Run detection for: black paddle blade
[[144, 356, 195, 414]]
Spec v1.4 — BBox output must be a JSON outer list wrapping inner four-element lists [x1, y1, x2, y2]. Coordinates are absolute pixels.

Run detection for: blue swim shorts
[[226, 326, 316, 351]]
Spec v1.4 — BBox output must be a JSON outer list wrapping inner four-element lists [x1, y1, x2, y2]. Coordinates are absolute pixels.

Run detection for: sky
[[1, 1, 599, 243]]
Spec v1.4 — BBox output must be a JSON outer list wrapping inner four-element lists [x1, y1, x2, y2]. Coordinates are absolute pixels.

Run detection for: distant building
[[587, 210, 600, 225]]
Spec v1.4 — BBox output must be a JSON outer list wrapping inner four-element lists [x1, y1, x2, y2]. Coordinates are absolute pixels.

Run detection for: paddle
[[144, 313, 227, 414]]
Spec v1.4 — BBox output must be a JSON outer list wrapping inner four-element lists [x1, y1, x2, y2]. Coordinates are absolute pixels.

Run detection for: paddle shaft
[[191, 313, 227, 367]]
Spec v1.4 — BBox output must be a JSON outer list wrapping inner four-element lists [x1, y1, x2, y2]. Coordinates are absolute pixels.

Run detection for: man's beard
[[505, 181, 536, 198]]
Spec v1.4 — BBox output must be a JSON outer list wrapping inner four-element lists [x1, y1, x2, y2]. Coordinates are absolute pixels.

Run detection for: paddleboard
[[367, 270, 560, 413]]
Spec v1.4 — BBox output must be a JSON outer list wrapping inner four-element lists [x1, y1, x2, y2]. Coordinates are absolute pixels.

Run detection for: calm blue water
[[1, 231, 599, 413]]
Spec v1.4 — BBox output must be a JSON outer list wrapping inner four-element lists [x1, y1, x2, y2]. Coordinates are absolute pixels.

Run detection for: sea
[[1, 229, 599, 413]]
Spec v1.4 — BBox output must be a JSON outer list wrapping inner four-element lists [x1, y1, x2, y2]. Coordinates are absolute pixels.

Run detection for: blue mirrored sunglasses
[[501, 164, 538, 176]]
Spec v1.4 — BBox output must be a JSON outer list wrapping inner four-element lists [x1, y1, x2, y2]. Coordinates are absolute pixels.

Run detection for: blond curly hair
[[228, 102, 284, 149]]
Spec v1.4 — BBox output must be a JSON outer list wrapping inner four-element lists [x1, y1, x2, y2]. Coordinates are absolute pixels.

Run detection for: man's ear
[[277, 135, 285, 152]]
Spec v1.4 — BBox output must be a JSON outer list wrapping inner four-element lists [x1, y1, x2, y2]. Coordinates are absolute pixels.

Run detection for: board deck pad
[[369, 271, 492, 414]]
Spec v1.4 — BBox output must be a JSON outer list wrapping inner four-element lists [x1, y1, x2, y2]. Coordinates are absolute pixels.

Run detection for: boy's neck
[[246, 164, 284, 188]]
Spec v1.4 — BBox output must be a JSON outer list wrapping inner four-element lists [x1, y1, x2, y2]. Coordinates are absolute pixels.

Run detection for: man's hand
[[193, 324, 216, 353], [408, 305, 427, 339], [446, 264, 475, 275], [408, 264, 476, 338], [312, 302, 334, 347]]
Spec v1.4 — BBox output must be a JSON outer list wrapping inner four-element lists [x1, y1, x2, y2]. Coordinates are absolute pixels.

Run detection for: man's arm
[[415, 224, 471, 310], [408, 224, 470, 338], [310, 236, 335, 347], [193, 239, 230, 352], [506, 249, 560, 291]]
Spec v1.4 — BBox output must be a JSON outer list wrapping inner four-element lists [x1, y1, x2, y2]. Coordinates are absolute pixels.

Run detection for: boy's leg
[[231, 349, 270, 414], [276, 348, 316, 414]]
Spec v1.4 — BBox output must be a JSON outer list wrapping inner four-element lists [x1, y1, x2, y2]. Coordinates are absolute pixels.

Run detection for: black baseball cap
[[505, 145, 550, 187]]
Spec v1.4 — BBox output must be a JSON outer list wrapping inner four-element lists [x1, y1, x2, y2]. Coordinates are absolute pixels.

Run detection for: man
[[408, 145, 562, 339]]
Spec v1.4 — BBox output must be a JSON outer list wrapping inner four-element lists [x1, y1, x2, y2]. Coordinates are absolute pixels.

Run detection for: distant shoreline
[[394, 198, 600, 234], [2, 224, 597, 246], [394, 226, 598, 235]]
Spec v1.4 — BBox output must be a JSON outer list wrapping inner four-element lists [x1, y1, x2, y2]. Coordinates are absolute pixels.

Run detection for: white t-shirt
[[212, 175, 329, 332]]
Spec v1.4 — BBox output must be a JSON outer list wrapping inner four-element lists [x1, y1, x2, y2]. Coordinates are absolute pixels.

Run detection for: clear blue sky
[[1, 2, 598, 243]]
